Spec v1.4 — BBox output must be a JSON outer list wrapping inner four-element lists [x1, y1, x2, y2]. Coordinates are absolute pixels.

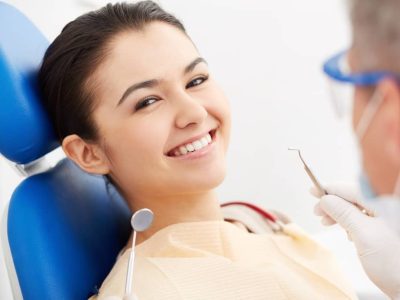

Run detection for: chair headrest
[[0, 2, 59, 165], [7, 158, 131, 299]]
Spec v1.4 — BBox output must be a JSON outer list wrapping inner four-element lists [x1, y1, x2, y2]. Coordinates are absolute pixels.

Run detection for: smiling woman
[[38, 1, 356, 299]]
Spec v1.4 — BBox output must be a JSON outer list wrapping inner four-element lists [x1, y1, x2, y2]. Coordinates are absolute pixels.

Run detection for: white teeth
[[186, 143, 195, 152], [193, 140, 202, 150], [179, 146, 188, 155], [200, 137, 208, 146], [170, 132, 214, 157]]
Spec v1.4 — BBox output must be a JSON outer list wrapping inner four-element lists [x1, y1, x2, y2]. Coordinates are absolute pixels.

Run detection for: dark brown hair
[[39, 1, 186, 142]]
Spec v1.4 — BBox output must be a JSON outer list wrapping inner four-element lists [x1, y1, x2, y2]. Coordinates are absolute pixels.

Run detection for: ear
[[377, 78, 400, 164], [62, 134, 110, 175]]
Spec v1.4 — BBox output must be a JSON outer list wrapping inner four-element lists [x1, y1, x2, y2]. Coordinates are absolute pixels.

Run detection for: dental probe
[[288, 148, 374, 217]]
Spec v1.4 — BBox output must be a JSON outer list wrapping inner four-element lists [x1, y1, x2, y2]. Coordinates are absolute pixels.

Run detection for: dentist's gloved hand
[[311, 184, 400, 300]]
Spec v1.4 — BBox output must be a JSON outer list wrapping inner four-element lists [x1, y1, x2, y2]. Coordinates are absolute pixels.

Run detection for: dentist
[[314, 0, 400, 299]]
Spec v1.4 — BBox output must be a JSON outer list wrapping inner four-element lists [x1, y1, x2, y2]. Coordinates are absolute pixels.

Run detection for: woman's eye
[[135, 97, 158, 111], [186, 75, 209, 89]]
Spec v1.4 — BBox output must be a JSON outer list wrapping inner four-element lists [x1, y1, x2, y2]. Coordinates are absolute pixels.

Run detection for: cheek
[[206, 85, 231, 132], [103, 116, 169, 175], [352, 88, 367, 132], [216, 93, 231, 149]]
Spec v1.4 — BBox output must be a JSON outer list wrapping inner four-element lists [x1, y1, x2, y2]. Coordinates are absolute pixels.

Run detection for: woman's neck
[[129, 191, 224, 245]]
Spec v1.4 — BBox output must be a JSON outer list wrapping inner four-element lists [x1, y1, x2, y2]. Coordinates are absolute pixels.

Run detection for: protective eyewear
[[322, 50, 394, 117]]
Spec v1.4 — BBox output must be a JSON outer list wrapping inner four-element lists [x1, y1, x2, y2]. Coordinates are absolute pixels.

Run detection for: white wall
[[1, 0, 362, 298]]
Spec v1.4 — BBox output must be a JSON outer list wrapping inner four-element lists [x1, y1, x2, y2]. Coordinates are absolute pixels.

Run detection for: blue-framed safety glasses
[[322, 50, 395, 117]]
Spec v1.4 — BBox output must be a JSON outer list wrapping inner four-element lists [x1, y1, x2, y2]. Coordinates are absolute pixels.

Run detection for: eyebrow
[[116, 57, 208, 107]]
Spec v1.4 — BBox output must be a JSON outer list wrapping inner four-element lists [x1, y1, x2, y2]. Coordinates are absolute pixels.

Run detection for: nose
[[174, 91, 208, 129]]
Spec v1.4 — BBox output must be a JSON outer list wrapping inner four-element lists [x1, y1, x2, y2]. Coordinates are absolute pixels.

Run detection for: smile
[[167, 130, 216, 157]]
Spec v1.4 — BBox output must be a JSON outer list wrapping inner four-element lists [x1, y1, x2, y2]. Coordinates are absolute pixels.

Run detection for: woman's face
[[91, 22, 231, 201]]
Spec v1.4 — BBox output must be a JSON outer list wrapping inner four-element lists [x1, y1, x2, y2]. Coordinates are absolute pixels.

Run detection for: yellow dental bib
[[91, 220, 356, 300]]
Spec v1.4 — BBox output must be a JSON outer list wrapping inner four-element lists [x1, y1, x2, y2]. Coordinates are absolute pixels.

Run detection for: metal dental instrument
[[124, 208, 154, 300], [288, 148, 327, 196], [288, 148, 374, 217]]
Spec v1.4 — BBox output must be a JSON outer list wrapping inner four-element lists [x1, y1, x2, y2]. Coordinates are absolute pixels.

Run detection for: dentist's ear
[[376, 78, 400, 162], [62, 134, 110, 175]]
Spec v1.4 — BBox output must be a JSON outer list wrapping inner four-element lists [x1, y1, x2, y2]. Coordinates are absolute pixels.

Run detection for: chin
[[176, 166, 227, 193]]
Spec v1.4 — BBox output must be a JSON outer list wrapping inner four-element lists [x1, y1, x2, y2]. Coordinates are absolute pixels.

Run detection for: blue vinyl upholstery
[[0, 2, 58, 164], [0, 2, 131, 299], [8, 159, 131, 299]]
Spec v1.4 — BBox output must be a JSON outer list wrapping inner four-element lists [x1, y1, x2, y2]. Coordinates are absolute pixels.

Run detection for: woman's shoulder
[[90, 251, 179, 299], [89, 250, 128, 299], [220, 201, 291, 234]]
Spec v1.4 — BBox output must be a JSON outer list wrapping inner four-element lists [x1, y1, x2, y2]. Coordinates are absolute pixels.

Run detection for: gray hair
[[349, 0, 400, 72]]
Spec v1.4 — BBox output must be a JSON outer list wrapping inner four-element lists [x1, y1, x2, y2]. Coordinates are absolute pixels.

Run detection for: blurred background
[[2, 0, 380, 298]]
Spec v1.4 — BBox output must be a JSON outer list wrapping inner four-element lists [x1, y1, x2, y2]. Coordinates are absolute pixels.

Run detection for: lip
[[165, 129, 217, 156], [168, 130, 217, 160]]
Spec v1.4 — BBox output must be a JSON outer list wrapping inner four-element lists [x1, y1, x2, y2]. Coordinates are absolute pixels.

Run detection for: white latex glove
[[312, 184, 400, 300]]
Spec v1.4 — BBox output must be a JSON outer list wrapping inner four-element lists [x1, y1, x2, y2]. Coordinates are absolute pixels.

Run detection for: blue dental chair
[[0, 2, 131, 299]]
